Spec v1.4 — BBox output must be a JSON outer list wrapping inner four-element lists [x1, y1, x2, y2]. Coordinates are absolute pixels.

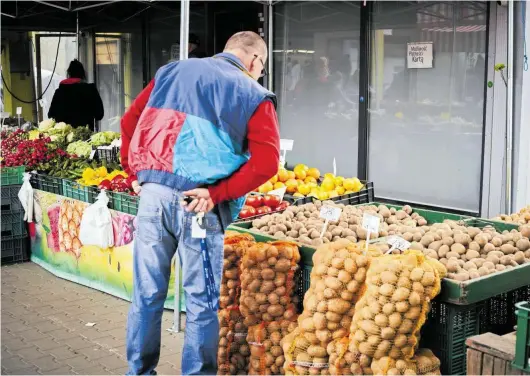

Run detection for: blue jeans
[[126, 183, 224, 375]]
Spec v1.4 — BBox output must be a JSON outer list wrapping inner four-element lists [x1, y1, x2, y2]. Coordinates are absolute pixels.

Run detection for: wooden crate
[[466, 332, 529, 375]]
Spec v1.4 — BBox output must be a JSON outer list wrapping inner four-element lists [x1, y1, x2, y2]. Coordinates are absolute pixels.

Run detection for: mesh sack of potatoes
[[327, 337, 373, 376], [370, 348, 441, 375], [217, 307, 250, 375], [350, 250, 447, 361], [240, 241, 301, 327], [282, 329, 330, 376], [409, 221, 530, 281], [247, 318, 298, 375], [220, 232, 256, 309]]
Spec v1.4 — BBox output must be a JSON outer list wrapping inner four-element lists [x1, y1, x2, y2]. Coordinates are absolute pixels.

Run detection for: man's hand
[[131, 180, 141, 195], [182, 188, 215, 213]]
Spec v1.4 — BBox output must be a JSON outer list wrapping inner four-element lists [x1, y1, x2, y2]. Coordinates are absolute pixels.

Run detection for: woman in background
[[48, 59, 104, 130]]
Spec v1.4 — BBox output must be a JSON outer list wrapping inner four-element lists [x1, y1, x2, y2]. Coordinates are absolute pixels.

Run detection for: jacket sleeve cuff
[[208, 185, 224, 205]]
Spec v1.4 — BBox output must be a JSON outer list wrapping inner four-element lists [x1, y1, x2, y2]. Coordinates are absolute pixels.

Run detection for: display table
[[30, 189, 185, 311]]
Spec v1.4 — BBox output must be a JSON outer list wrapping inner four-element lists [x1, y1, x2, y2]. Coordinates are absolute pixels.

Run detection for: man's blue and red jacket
[[121, 53, 280, 228]]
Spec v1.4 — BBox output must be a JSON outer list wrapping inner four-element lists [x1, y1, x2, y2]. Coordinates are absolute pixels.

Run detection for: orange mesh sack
[[220, 232, 255, 309], [247, 318, 298, 375], [370, 348, 442, 375], [328, 338, 373, 376], [217, 307, 249, 375], [240, 241, 301, 327], [350, 250, 447, 361]]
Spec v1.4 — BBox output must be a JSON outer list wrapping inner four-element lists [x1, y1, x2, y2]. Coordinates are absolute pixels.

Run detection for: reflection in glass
[[367, 1, 487, 212], [274, 2, 361, 177]]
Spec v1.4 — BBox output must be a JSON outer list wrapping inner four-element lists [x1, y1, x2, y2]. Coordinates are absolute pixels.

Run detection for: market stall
[[1, 123, 530, 375]]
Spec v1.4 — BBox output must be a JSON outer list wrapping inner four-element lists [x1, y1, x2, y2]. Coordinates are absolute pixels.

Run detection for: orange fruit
[[296, 179, 305, 186], [305, 176, 317, 184], [269, 174, 278, 184], [277, 169, 289, 182], [295, 169, 307, 180], [273, 182, 285, 190], [287, 171, 296, 180], [297, 183, 311, 196], [258, 181, 273, 193], [294, 164, 309, 174], [307, 167, 321, 180], [285, 179, 299, 194]]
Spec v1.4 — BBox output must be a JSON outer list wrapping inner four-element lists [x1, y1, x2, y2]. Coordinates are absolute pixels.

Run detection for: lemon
[[297, 183, 311, 196], [321, 177, 335, 192]]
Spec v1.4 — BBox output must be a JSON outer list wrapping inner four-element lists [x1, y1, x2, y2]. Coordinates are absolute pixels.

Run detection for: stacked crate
[[1, 167, 29, 264]]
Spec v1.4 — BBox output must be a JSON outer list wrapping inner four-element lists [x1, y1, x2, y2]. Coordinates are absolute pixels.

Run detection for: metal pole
[[168, 0, 190, 334], [506, 1, 514, 213], [76, 12, 80, 59], [268, 0, 273, 91]]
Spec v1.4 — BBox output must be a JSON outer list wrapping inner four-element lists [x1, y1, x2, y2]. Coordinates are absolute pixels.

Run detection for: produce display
[[283, 240, 381, 376], [250, 203, 426, 248], [256, 164, 364, 200], [239, 195, 291, 220], [406, 221, 530, 281], [493, 205, 530, 225]]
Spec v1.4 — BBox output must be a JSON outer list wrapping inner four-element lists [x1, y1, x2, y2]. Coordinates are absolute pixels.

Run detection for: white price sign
[[319, 206, 342, 222], [362, 213, 380, 233], [280, 139, 294, 151], [387, 236, 411, 252], [16, 107, 22, 115], [268, 186, 286, 202]]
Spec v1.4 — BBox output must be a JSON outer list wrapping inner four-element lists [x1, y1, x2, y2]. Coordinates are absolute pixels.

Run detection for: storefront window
[[274, 2, 361, 177], [367, 1, 487, 212]]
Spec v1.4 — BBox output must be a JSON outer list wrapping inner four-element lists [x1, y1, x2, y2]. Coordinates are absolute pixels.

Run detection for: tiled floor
[[1, 262, 184, 375]]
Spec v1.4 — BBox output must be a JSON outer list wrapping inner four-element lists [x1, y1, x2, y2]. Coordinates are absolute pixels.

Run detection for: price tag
[[16, 107, 22, 115], [280, 139, 294, 151], [0, 112, 10, 119], [361, 213, 380, 233], [89, 150, 96, 160], [191, 216, 206, 238], [319, 206, 342, 222], [387, 235, 411, 252], [268, 186, 286, 202]]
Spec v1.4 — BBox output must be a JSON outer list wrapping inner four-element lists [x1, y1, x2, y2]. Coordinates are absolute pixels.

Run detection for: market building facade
[[1, 0, 529, 218]]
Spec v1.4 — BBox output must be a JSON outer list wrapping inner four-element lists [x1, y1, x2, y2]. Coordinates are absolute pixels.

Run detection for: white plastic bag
[[79, 190, 114, 248], [17, 173, 41, 223]]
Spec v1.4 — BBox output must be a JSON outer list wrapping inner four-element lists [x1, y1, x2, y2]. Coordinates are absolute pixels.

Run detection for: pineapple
[[58, 200, 86, 256]]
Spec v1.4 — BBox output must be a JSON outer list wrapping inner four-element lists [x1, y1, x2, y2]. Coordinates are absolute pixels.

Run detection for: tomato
[[239, 206, 257, 219], [245, 195, 263, 208], [98, 179, 112, 190], [256, 206, 272, 215], [263, 194, 281, 209], [277, 201, 291, 211]]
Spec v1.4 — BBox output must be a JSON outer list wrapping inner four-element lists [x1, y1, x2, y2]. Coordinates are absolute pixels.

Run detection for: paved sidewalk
[[1, 262, 184, 375]]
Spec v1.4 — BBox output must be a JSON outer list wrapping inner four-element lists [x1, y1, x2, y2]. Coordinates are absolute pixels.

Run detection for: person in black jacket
[[48, 59, 104, 130]]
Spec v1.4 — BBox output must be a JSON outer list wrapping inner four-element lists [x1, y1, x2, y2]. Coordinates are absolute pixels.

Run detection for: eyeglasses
[[254, 54, 267, 78]]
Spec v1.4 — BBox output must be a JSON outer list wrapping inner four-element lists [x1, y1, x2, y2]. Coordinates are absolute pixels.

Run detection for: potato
[[501, 244, 516, 255], [451, 243, 466, 255], [516, 238, 530, 251], [514, 251, 526, 264]]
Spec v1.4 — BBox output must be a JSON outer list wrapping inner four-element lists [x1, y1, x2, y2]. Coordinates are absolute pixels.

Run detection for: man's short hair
[[224, 31, 267, 57]]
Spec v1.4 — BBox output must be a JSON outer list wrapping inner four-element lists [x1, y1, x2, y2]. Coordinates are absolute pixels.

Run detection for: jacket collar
[[214, 52, 248, 72]]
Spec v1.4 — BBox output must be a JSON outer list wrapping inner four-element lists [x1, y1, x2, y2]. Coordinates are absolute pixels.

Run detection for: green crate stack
[[62, 180, 98, 203], [30, 173, 64, 195], [1, 168, 29, 264], [109, 192, 139, 215]]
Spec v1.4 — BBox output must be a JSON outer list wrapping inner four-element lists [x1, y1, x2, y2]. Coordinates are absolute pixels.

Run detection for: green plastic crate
[[1, 235, 30, 264], [1, 210, 27, 237], [1, 185, 23, 212], [355, 201, 471, 223], [30, 173, 64, 195], [513, 301, 530, 373], [110, 192, 139, 215], [62, 180, 98, 203], [462, 217, 520, 232], [0, 166, 25, 186]]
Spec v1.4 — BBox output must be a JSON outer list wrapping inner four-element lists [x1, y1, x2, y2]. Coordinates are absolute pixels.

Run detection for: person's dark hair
[[67, 59, 86, 80]]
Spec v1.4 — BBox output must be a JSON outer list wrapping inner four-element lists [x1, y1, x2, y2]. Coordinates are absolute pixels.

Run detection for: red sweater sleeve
[[208, 100, 280, 204], [120, 80, 155, 177]]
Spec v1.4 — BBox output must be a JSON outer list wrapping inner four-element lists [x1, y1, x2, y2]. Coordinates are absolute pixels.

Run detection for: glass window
[[274, 2, 361, 177], [367, 1, 487, 212]]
